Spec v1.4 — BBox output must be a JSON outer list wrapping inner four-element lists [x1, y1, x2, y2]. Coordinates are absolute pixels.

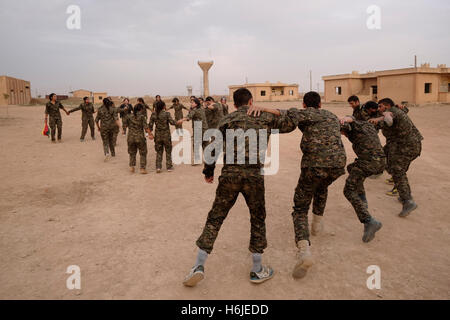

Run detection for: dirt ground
[[0, 102, 449, 300]]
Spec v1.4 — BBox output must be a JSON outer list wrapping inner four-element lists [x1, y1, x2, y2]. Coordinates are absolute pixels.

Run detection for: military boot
[[311, 214, 323, 236], [292, 240, 313, 279], [399, 199, 417, 217], [362, 218, 382, 243]]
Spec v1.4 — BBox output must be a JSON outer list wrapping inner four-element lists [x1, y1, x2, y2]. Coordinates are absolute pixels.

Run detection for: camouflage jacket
[[138, 103, 151, 118], [187, 107, 208, 132], [221, 103, 229, 115], [69, 102, 95, 118], [118, 103, 133, 118], [204, 105, 296, 177], [95, 104, 118, 130], [123, 113, 148, 141], [287, 107, 347, 169], [341, 119, 385, 161], [381, 106, 423, 146], [168, 103, 188, 120], [45, 101, 64, 119], [204, 102, 224, 129], [149, 111, 176, 139], [352, 105, 371, 121]]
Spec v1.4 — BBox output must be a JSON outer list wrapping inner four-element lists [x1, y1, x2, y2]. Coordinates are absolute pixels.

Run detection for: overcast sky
[[0, 0, 449, 97]]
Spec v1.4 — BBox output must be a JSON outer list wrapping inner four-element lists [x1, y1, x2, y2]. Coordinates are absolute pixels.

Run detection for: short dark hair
[[348, 95, 359, 103], [303, 91, 321, 108], [233, 88, 252, 107], [83, 96, 89, 102], [49, 93, 56, 100], [205, 96, 214, 102], [378, 98, 395, 107], [172, 97, 179, 103], [137, 97, 145, 104], [155, 95, 161, 98], [364, 101, 378, 110], [192, 98, 201, 108]]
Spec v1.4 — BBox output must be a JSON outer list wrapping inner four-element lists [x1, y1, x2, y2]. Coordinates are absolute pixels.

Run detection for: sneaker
[[167, 167, 174, 172], [386, 177, 395, 185], [156, 169, 161, 173], [104, 155, 111, 162], [250, 265, 274, 284], [80, 138, 84, 142], [130, 167, 135, 173], [386, 187, 398, 196], [292, 240, 313, 279], [183, 265, 204, 287], [362, 218, 382, 243], [140, 168, 148, 174]]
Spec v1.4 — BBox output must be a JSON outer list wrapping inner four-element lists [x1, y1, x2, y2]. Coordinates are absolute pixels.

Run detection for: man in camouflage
[[348, 95, 371, 121], [204, 96, 224, 129], [340, 115, 385, 242], [183, 88, 296, 287], [168, 97, 189, 135], [370, 98, 423, 217], [149, 101, 177, 172], [123, 104, 153, 174], [44, 93, 70, 143], [249, 91, 346, 280], [118, 98, 133, 135], [68, 96, 96, 142], [220, 96, 229, 115]]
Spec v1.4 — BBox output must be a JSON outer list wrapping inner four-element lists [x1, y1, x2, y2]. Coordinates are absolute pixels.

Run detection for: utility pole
[[414, 55, 417, 68]]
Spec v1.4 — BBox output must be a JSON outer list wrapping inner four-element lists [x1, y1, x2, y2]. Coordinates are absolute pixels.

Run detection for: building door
[[371, 86, 378, 101]]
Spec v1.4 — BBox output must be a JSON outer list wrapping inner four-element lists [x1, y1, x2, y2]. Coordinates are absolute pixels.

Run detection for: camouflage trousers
[[292, 167, 345, 243], [343, 157, 386, 223], [128, 137, 147, 169], [112, 124, 120, 146], [197, 172, 267, 254], [80, 115, 95, 139], [155, 136, 173, 169], [388, 141, 422, 201], [49, 116, 62, 141], [100, 128, 115, 156]]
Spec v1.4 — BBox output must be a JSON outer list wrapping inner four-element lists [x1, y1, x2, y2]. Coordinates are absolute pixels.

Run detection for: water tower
[[198, 61, 213, 97], [186, 86, 193, 97]]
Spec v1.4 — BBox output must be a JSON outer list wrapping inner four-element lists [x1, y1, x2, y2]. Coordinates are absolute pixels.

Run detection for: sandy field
[[0, 102, 449, 300]]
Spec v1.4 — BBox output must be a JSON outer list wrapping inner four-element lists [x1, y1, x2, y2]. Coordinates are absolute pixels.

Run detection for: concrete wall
[[93, 92, 107, 104], [377, 74, 416, 104], [324, 79, 351, 102], [0, 76, 31, 105], [229, 84, 299, 102], [72, 90, 92, 98]]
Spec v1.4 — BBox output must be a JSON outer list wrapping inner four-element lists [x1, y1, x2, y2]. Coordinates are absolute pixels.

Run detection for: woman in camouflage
[[95, 98, 121, 162], [148, 100, 176, 173], [168, 97, 189, 136]]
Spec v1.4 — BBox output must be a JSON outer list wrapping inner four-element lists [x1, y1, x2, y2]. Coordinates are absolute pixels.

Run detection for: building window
[[424, 83, 432, 94], [371, 86, 378, 94], [280, 90, 284, 95], [260, 91, 266, 96], [98, 96, 103, 100], [289, 90, 294, 95], [335, 87, 342, 95]]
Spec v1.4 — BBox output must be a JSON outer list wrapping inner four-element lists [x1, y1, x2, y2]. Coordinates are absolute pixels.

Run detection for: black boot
[[399, 199, 417, 217], [362, 218, 382, 243]]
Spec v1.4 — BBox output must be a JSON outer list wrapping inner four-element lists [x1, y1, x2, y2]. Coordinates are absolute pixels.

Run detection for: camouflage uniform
[[352, 105, 371, 121], [118, 103, 133, 134], [168, 103, 188, 129], [69, 102, 95, 140], [45, 101, 64, 141], [341, 119, 386, 223], [221, 103, 229, 115], [187, 107, 209, 156], [380, 106, 423, 201], [110, 105, 120, 146], [149, 111, 176, 170], [123, 113, 148, 169], [196, 106, 296, 254], [286, 108, 347, 243], [204, 102, 224, 129], [95, 104, 119, 156]]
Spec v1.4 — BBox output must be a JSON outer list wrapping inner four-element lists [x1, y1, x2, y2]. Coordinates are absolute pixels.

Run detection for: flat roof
[[229, 82, 299, 88], [323, 65, 449, 81]]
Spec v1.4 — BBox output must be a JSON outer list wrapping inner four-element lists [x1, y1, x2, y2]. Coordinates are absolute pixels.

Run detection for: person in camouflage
[[137, 97, 151, 119], [152, 95, 162, 113], [123, 104, 153, 174], [248, 91, 346, 280], [69, 96, 96, 142], [348, 95, 377, 121], [220, 96, 229, 115], [149, 100, 176, 173], [183, 88, 296, 288], [204, 96, 224, 129], [118, 98, 133, 135], [369, 98, 423, 217], [340, 116, 385, 242], [44, 93, 70, 143], [177, 98, 209, 165], [168, 97, 189, 135], [95, 98, 121, 161]]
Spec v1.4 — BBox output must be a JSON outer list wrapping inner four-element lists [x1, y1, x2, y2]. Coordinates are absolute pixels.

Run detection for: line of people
[[182, 89, 423, 287]]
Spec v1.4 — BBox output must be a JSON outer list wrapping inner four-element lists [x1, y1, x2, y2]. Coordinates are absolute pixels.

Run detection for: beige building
[[0, 75, 31, 105], [323, 64, 450, 105], [70, 89, 92, 98], [93, 92, 107, 104], [229, 81, 299, 102]]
